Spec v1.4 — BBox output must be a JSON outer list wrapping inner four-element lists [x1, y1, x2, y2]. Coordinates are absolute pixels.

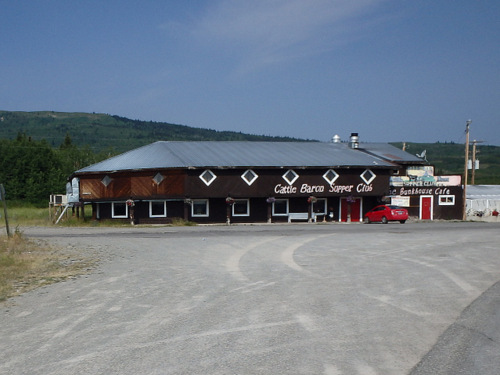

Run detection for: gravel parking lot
[[1, 222, 500, 374]]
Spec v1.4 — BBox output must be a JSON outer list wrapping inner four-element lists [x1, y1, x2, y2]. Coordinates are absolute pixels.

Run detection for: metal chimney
[[349, 133, 359, 148]]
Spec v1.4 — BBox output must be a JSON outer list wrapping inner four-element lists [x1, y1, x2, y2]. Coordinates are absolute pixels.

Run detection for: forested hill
[[1, 110, 499, 188], [0, 110, 304, 153], [391, 142, 500, 185]]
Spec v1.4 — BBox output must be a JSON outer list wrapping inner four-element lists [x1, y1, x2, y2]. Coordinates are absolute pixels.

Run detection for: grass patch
[[6, 205, 52, 227], [0, 231, 95, 301], [170, 218, 197, 226], [1, 202, 199, 229], [2, 202, 95, 227]]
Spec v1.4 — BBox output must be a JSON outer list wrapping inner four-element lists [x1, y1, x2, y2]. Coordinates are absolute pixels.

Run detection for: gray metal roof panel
[[467, 185, 500, 200], [358, 143, 425, 163], [75, 141, 397, 174]]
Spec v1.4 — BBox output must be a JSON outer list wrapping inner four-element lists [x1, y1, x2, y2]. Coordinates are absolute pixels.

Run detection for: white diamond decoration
[[200, 169, 217, 186], [241, 169, 258, 186], [101, 175, 112, 187], [360, 169, 376, 184], [153, 172, 165, 185], [282, 169, 299, 185], [323, 169, 339, 185]]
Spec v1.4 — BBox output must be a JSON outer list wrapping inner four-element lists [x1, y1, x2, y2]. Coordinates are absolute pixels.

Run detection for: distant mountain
[[0, 110, 498, 184], [0, 110, 307, 153]]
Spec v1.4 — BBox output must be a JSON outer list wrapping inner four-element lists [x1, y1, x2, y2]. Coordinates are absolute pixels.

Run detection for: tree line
[[0, 133, 111, 205]]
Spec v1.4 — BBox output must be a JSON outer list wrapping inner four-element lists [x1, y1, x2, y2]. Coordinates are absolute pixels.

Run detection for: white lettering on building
[[329, 184, 354, 194], [356, 183, 373, 193], [274, 184, 297, 194], [397, 187, 452, 196], [300, 184, 325, 194]]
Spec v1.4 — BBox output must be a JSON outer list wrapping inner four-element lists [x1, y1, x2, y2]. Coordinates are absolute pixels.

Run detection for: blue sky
[[1, 0, 499, 145]]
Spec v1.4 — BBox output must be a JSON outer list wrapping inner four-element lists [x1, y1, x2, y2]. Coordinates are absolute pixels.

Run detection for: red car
[[364, 205, 408, 224]]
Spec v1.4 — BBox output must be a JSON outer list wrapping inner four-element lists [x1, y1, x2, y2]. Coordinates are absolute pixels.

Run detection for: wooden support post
[[1, 184, 11, 237]]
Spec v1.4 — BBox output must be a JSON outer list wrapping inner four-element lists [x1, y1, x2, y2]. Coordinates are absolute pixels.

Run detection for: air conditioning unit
[[50, 194, 68, 205]]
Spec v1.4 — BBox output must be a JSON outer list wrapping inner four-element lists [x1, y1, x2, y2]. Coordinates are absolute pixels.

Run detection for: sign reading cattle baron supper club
[[269, 168, 388, 197], [273, 182, 375, 195]]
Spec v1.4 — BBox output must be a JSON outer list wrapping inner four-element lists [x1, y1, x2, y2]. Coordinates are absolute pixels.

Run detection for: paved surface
[[1, 222, 500, 374]]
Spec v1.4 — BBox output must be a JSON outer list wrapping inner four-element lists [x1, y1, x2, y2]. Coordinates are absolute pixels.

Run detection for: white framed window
[[199, 170, 217, 186], [232, 199, 250, 216], [192, 199, 209, 217], [313, 198, 327, 215], [112, 202, 128, 218], [272, 199, 289, 216], [360, 169, 376, 185], [241, 169, 258, 186], [149, 200, 167, 217], [323, 169, 339, 185], [439, 195, 455, 205], [282, 169, 299, 185]]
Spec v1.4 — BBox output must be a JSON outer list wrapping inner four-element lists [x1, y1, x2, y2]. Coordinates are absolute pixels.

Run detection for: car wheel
[[364, 217, 371, 224], [381, 216, 388, 224], [400, 220, 406, 224]]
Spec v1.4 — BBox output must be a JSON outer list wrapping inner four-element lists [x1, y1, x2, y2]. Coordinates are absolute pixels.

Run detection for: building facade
[[69, 136, 463, 224]]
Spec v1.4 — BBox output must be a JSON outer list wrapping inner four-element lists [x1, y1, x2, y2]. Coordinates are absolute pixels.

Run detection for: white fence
[[466, 199, 500, 221]]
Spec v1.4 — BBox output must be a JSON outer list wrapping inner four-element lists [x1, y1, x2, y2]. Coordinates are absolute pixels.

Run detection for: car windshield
[[387, 205, 402, 209]]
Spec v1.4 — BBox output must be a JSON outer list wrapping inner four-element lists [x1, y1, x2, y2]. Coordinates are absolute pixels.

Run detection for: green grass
[[0, 202, 197, 229], [1, 202, 96, 228]]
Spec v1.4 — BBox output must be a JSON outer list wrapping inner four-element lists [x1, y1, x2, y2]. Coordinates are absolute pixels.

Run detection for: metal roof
[[357, 143, 425, 163], [467, 185, 500, 200], [74, 141, 400, 174]]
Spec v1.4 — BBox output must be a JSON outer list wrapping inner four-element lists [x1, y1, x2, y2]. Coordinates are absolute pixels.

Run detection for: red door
[[340, 198, 361, 222], [420, 196, 433, 220]]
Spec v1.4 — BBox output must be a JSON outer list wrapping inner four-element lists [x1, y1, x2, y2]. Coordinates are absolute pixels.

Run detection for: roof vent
[[349, 133, 359, 149], [332, 134, 341, 143]]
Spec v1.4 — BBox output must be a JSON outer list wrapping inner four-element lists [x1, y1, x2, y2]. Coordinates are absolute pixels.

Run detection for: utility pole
[[0, 184, 11, 237], [471, 140, 483, 185], [462, 120, 471, 220]]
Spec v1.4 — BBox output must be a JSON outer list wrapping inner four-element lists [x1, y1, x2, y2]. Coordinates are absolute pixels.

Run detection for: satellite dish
[[416, 150, 428, 162]]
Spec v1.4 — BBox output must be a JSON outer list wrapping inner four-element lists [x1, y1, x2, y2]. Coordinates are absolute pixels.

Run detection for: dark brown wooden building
[[69, 136, 463, 224]]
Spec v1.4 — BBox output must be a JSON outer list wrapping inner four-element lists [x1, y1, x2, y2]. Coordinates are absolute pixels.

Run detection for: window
[[112, 202, 128, 218], [282, 169, 299, 185], [101, 175, 112, 187], [313, 198, 327, 215], [199, 170, 217, 186], [241, 169, 258, 186], [232, 199, 250, 216], [192, 199, 209, 217], [439, 195, 455, 205], [149, 201, 167, 217], [153, 173, 165, 185], [360, 169, 376, 185], [272, 199, 289, 216], [323, 169, 339, 185]]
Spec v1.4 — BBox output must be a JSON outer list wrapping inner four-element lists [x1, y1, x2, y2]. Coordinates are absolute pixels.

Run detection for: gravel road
[[1, 222, 500, 374]]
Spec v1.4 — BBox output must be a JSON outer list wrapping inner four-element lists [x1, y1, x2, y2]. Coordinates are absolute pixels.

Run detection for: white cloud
[[192, 0, 387, 73]]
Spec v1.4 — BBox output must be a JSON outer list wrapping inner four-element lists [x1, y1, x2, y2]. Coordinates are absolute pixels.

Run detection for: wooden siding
[[79, 169, 185, 201], [185, 168, 392, 198], [79, 177, 105, 200]]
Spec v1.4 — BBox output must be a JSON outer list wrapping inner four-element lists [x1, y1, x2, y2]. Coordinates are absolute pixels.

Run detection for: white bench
[[288, 212, 316, 223]]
